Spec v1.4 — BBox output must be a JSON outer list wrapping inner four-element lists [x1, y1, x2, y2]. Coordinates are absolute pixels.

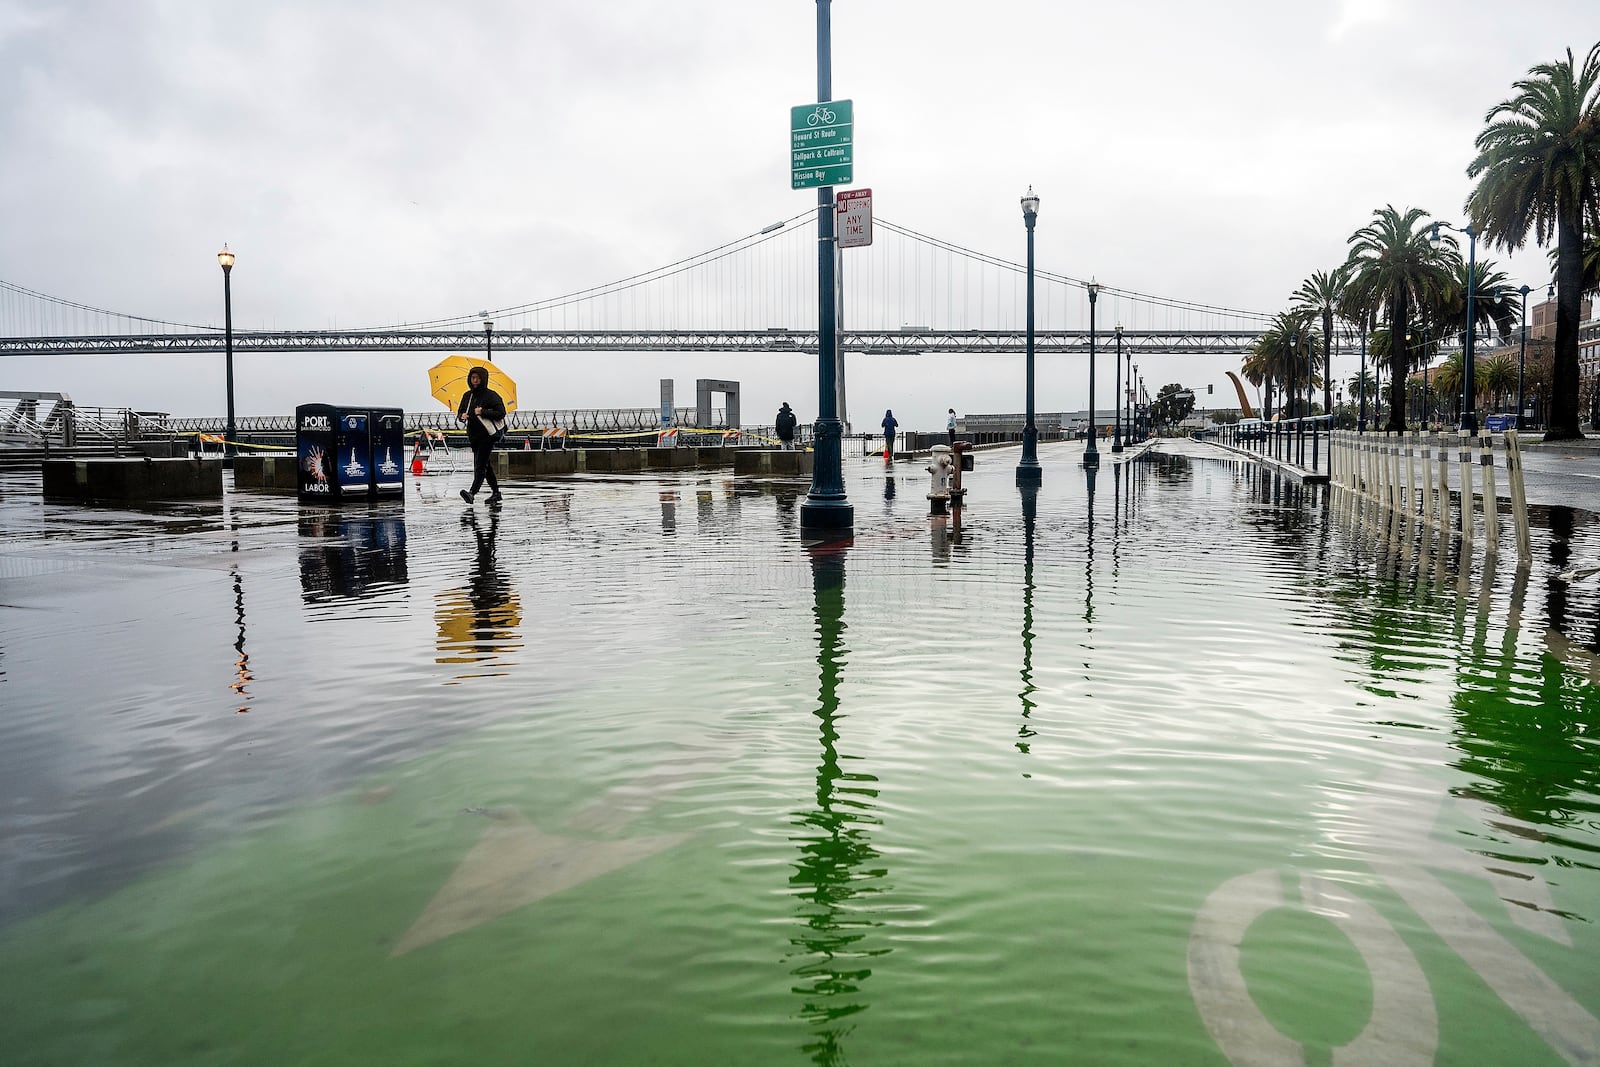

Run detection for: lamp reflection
[[1084, 466, 1098, 624], [789, 538, 888, 1066], [1017, 485, 1038, 761], [660, 490, 677, 535], [230, 564, 252, 715], [435, 508, 521, 678]]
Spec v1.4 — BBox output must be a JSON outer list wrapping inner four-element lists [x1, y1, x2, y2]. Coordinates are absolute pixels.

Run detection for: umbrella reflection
[[789, 539, 889, 1066], [436, 508, 521, 678]]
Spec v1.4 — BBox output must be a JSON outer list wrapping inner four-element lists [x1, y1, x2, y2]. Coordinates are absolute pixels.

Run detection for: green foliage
[[1466, 43, 1600, 438], [1150, 382, 1196, 427]]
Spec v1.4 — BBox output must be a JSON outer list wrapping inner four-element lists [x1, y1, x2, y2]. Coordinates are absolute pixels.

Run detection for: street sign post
[[791, 99, 853, 189], [836, 188, 872, 248]]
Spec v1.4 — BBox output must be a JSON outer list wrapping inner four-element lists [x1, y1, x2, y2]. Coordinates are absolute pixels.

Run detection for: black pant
[[947, 429, 955, 446], [469, 440, 499, 495]]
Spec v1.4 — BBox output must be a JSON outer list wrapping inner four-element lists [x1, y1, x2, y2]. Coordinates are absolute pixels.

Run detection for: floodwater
[[0, 440, 1597, 1066]]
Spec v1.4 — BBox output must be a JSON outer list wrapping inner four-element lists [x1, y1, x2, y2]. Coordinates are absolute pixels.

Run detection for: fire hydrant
[[927, 445, 954, 515]]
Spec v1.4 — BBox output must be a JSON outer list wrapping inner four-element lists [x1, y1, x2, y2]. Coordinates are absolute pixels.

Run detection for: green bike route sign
[[791, 99, 853, 189]]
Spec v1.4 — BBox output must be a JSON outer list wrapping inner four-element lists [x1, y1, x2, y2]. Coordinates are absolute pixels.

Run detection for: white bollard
[[1504, 429, 1532, 565], [1479, 430, 1499, 558]]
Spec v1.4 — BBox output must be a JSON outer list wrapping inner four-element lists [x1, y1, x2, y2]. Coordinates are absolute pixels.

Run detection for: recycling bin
[[295, 404, 372, 502], [369, 407, 406, 497]]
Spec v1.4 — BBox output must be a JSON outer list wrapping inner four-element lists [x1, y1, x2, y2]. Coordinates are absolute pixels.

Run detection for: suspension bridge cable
[[875, 218, 1275, 324], [0, 280, 209, 331], [354, 209, 818, 332]]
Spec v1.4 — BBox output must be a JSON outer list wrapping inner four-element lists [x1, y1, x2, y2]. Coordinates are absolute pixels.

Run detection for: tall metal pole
[[1084, 281, 1100, 469], [1463, 226, 1479, 433], [1111, 326, 1124, 452], [1358, 313, 1368, 433], [1517, 284, 1530, 428], [800, 0, 852, 531], [219, 245, 236, 462], [484, 319, 493, 363], [1017, 188, 1041, 485]]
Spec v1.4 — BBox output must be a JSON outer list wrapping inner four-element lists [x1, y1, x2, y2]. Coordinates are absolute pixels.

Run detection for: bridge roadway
[[0, 327, 1268, 358]]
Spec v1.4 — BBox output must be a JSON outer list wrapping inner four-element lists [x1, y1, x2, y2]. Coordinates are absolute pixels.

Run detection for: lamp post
[[1017, 187, 1042, 486], [1358, 311, 1368, 433], [1516, 284, 1530, 429], [1083, 280, 1100, 469], [217, 244, 236, 462], [799, 0, 852, 532], [484, 318, 494, 363], [1111, 325, 1124, 452], [1431, 220, 1479, 432]]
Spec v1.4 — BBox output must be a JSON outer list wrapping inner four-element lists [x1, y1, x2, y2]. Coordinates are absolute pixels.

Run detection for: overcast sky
[[1, 1, 1594, 429]]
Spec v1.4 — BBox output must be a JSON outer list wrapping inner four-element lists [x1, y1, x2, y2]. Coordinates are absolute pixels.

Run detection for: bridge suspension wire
[[0, 279, 209, 334]]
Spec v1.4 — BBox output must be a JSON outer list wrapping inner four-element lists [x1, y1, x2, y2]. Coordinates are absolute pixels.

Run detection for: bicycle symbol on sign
[[807, 106, 836, 127]]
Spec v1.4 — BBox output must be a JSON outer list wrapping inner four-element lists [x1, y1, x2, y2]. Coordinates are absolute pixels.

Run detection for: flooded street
[[1, 440, 1597, 1065]]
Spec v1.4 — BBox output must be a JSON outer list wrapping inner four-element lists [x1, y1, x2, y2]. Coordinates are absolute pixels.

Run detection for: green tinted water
[[0, 443, 1595, 1065]]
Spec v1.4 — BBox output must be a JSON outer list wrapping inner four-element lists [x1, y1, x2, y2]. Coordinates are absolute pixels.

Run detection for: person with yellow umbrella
[[455, 364, 508, 506]]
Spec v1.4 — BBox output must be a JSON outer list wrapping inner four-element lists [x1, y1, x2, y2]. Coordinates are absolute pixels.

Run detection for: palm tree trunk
[[1388, 290, 1409, 432], [1548, 212, 1586, 439]]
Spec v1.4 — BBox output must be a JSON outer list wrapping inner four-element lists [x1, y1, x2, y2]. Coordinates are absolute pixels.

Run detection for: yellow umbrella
[[428, 354, 518, 412]]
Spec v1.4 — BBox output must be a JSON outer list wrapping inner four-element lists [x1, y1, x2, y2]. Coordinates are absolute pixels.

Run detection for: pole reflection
[[1017, 485, 1038, 761], [230, 564, 252, 714], [788, 537, 889, 1066], [1084, 466, 1098, 625]]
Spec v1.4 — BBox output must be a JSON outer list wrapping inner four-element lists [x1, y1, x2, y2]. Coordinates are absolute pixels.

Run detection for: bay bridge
[[3, 214, 1275, 364]]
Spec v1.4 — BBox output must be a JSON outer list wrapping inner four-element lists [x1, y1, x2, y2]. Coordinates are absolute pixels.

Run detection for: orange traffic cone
[[410, 438, 426, 476], [523, 436, 532, 450]]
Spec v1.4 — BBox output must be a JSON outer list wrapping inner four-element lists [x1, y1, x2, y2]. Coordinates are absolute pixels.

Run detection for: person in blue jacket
[[880, 409, 898, 458]]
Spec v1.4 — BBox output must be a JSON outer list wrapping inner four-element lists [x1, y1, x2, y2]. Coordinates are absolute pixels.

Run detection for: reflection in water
[[435, 508, 522, 677], [1017, 485, 1038, 760], [230, 564, 252, 715], [298, 506, 409, 602], [930, 516, 951, 564], [789, 540, 888, 1066], [883, 474, 895, 506], [660, 490, 677, 536], [775, 487, 798, 532], [1084, 466, 1098, 624]]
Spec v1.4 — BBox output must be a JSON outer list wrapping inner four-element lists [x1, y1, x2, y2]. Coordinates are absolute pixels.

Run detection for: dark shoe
[[460, 489, 474, 504], [487, 492, 503, 507]]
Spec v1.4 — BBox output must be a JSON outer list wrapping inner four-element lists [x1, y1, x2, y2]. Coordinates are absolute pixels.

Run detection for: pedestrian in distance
[[775, 402, 797, 451], [457, 365, 507, 506], [947, 408, 957, 446], [880, 408, 898, 460]]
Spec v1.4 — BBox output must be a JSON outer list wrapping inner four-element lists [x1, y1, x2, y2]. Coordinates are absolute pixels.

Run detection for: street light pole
[[1517, 284, 1530, 428], [799, 0, 852, 532], [484, 319, 493, 364], [1358, 311, 1368, 433], [1111, 325, 1124, 453], [217, 244, 236, 462], [1432, 220, 1480, 433], [1084, 280, 1100, 470], [1017, 187, 1042, 486]]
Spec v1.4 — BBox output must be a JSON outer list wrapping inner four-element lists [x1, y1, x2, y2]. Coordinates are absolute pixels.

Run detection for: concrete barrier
[[643, 447, 696, 470], [577, 449, 644, 473], [733, 450, 813, 477], [506, 449, 578, 477], [42, 457, 223, 501], [691, 447, 738, 467], [233, 454, 299, 491]]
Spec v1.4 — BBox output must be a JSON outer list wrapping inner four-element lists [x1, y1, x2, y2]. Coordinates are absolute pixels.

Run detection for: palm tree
[[1345, 206, 1455, 432], [1441, 256, 1521, 347], [1433, 353, 1465, 422], [1245, 314, 1304, 420], [1292, 266, 1350, 425], [1480, 353, 1518, 412], [1466, 43, 1600, 440]]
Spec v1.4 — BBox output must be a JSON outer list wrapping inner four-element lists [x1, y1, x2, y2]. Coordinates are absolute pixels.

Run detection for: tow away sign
[[836, 188, 872, 248]]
